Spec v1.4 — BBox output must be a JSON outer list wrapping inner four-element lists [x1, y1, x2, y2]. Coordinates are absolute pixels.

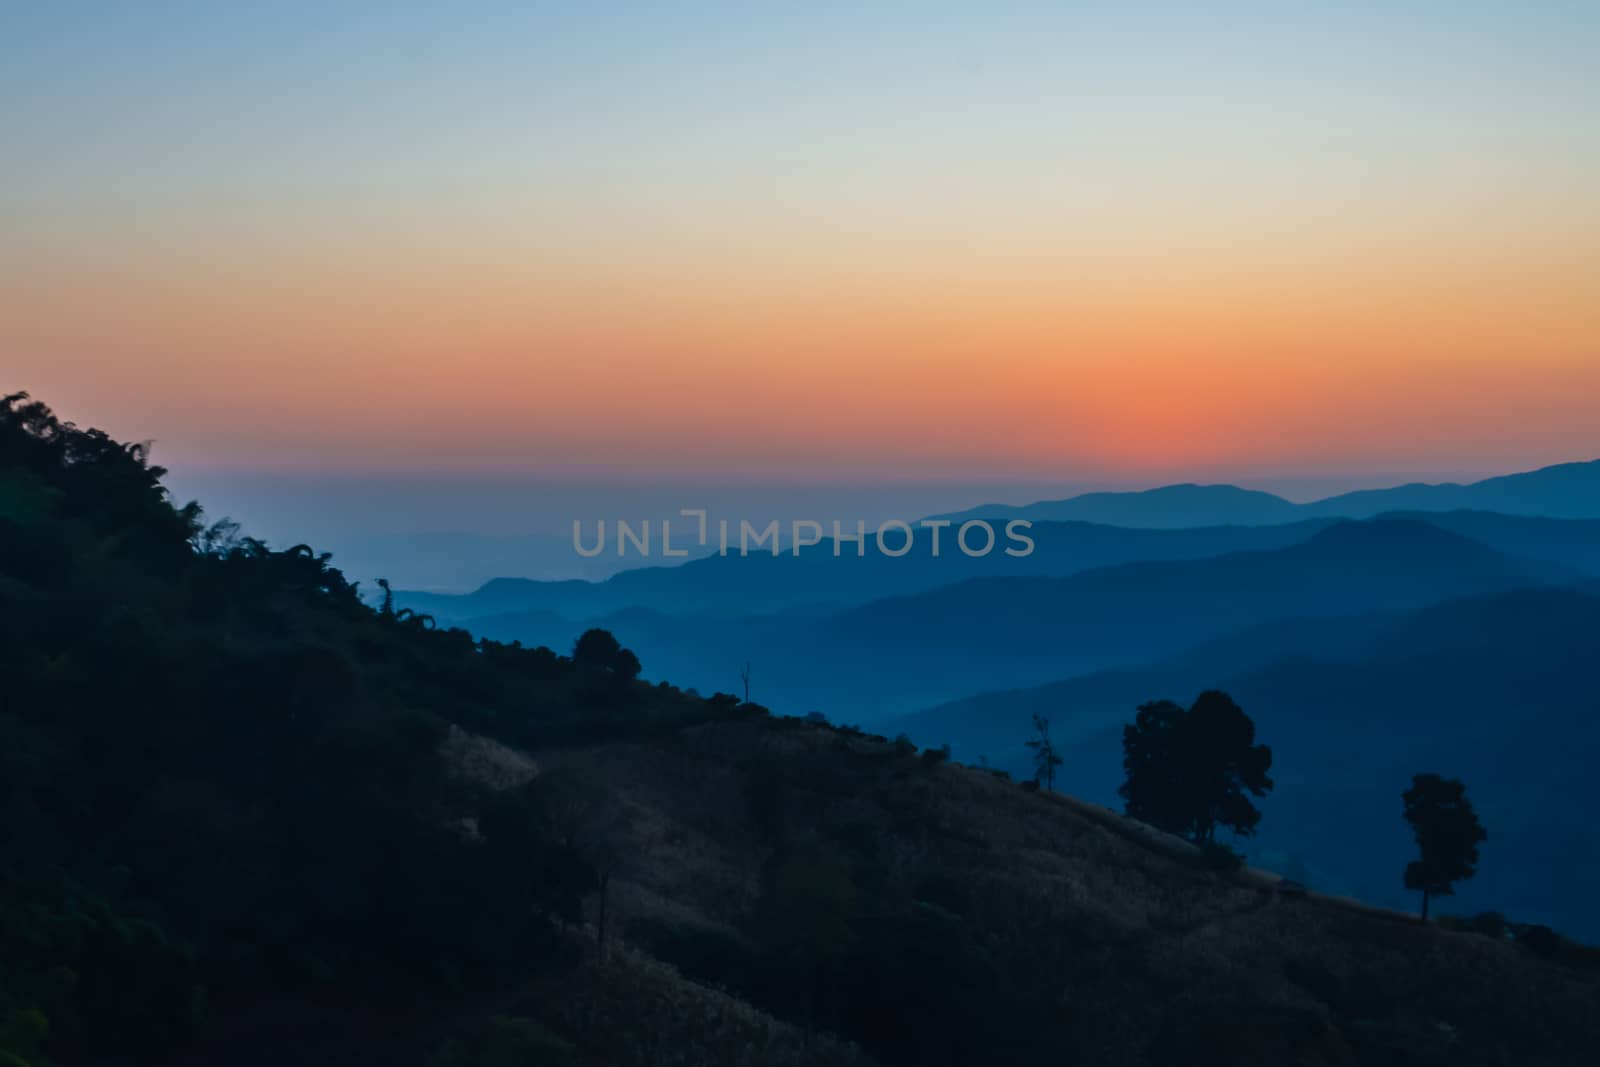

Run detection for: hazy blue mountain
[[384, 454, 1600, 616], [931, 482, 1301, 528], [397, 508, 1600, 627], [458, 519, 1573, 723], [889, 611, 1398, 760], [169, 473, 1064, 588], [1301, 459, 1600, 520], [1388, 510, 1600, 575], [937, 458, 1600, 528], [778, 519, 1567, 714], [892, 585, 1600, 939], [395, 518, 1339, 622], [331, 531, 634, 592]]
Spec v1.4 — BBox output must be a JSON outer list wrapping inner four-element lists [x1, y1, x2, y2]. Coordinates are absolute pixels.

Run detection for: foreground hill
[[894, 585, 1600, 939], [4, 393, 1597, 1066], [530, 716, 1600, 1067]]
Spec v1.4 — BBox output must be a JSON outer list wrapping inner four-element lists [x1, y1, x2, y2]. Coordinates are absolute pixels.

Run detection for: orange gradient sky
[[4, 3, 1598, 483]]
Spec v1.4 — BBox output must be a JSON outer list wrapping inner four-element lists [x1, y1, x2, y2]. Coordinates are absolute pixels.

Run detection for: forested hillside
[[4, 393, 1598, 1067], [0, 393, 728, 1063]]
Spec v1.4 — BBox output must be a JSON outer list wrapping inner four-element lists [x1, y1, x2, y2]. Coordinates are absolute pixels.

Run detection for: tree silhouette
[[1025, 713, 1063, 791], [1119, 690, 1273, 843], [1402, 773, 1487, 921], [574, 627, 622, 666], [611, 646, 642, 681], [573, 627, 641, 679], [1119, 700, 1186, 832]]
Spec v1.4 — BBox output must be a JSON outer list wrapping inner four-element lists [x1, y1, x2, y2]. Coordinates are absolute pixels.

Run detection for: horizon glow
[[4, 2, 1598, 484]]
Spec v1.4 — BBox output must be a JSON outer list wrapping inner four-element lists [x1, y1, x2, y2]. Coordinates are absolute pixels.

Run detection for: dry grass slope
[[520, 719, 1598, 1066], [531, 944, 875, 1067]]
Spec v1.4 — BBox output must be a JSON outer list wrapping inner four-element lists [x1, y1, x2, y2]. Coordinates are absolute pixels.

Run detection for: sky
[[4, 1, 1599, 487]]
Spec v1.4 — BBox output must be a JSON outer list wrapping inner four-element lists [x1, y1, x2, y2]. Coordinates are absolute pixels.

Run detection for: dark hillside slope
[[540, 717, 1600, 1066], [4, 393, 1597, 1066], [0, 394, 745, 1064]]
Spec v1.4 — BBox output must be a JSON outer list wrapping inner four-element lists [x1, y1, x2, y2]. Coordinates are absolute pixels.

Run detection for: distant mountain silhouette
[[1376, 510, 1600, 574], [1299, 459, 1600, 520], [932, 483, 1301, 528], [391, 456, 1600, 620], [893, 585, 1600, 940], [937, 458, 1600, 527], [783, 519, 1568, 710], [396, 518, 1339, 622], [888, 611, 1398, 761], [330, 530, 631, 591], [398, 508, 1600, 627]]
